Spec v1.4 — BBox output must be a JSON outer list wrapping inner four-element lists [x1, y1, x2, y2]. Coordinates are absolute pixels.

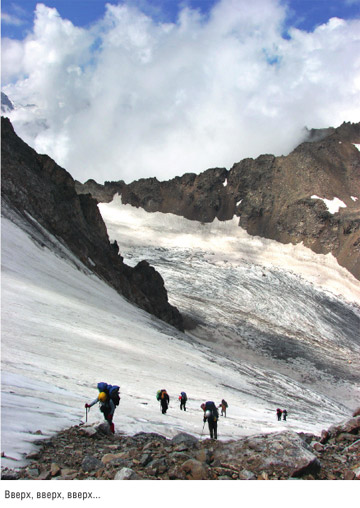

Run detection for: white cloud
[[1, 12, 24, 26], [2, 0, 360, 183]]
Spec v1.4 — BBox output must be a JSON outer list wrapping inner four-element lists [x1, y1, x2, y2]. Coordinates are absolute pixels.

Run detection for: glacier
[[1, 196, 360, 471]]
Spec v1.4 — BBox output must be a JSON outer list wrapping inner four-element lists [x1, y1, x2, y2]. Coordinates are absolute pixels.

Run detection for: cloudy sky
[[2, 0, 360, 183]]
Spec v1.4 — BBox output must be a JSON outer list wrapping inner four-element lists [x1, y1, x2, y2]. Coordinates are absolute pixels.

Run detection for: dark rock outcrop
[[2, 413, 359, 480], [77, 122, 360, 280], [1, 117, 183, 331], [1, 92, 14, 114]]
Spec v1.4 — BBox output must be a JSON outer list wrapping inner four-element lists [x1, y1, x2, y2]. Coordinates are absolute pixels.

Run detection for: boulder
[[312, 442, 324, 452], [181, 459, 209, 480], [78, 425, 98, 437], [114, 468, 139, 480], [81, 455, 103, 472], [212, 431, 320, 478], [328, 416, 360, 437], [171, 432, 199, 447], [145, 457, 168, 475], [50, 463, 61, 477]]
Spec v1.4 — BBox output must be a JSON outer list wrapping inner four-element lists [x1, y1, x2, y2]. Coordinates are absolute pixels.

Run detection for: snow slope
[[1, 199, 359, 469], [99, 197, 360, 401]]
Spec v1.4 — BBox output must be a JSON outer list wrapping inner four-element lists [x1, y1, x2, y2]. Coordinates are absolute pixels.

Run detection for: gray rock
[[181, 459, 209, 480], [213, 431, 320, 478], [312, 442, 324, 452], [145, 457, 168, 475], [114, 467, 139, 480], [79, 425, 98, 437], [328, 416, 360, 437], [96, 423, 112, 435], [139, 453, 153, 467], [171, 432, 199, 446], [343, 439, 360, 453], [239, 469, 256, 480], [1, 469, 20, 480], [81, 455, 103, 472]]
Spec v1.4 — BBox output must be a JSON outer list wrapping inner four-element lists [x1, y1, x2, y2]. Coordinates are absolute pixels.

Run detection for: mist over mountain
[[1, 92, 14, 114], [77, 121, 360, 281]]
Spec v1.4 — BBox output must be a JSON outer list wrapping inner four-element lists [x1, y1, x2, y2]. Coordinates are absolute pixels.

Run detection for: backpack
[[181, 392, 187, 401], [161, 390, 168, 400], [156, 390, 162, 401], [108, 385, 120, 406], [205, 401, 218, 418], [97, 382, 120, 406]]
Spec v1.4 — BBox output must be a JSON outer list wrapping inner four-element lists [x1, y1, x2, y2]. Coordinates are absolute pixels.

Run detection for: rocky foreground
[[2, 411, 359, 481]]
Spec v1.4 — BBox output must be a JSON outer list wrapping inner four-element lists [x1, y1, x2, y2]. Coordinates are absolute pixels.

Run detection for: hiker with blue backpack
[[179, 391, 187, 411], [85, 382, 120, 434], [201, 401, 219, 440]]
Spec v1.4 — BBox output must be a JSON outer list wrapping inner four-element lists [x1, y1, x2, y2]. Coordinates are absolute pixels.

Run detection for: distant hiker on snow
[[201, 401, 219, 440], [179, 392, 187, 411], [157, 389, 170, 414], [276, 408, 283, 421], [219, 399, 228, 417], [85, 382, 120, 434], [283, 409, 288, 421]]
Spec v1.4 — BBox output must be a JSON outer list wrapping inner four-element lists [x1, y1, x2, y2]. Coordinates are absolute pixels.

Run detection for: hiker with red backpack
[[276, 408, 283, 421], [85, 382, 120, 433], [179, 391, 187, 411], [157, 389, 170, 414], [201, 401, 219, 440]]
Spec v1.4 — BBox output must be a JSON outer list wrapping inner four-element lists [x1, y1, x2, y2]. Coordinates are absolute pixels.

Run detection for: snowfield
[[1, 198, 360, 471]]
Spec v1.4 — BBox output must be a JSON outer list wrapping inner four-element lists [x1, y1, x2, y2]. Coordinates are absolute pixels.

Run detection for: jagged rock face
[[77, 122, 360, 280], [1, 92, 14, 114], [1, 117, 183, 331], [75, 178, 125, 203]]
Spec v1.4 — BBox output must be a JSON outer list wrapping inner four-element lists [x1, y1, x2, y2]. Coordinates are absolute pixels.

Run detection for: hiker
[[85, 382, 120, 434], [157, 389, 170, 414], [276, 408, 283, 421], [219, 399, 228, 417], [179, 391, 187, 411], [283, 409, 288, 421], [201, 401, 219, 440]]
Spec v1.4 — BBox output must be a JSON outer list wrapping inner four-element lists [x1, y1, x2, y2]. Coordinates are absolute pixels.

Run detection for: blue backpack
[[97, 382, 120, 406]]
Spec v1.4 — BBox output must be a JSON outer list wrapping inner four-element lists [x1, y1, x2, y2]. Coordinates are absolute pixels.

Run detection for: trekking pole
[[200, 420, 206, 439]]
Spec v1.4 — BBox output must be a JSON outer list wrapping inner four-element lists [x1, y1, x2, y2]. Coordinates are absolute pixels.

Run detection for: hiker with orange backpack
[[157, 389, 170, 414], [85, 382, 120, 433], [218, 399, 228, 417]]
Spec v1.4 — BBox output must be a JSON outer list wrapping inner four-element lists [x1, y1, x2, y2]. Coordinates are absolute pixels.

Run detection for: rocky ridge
[[76, 122, 360, 280], [1, 117, 183, 331], [2, 410, 360, 481]]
